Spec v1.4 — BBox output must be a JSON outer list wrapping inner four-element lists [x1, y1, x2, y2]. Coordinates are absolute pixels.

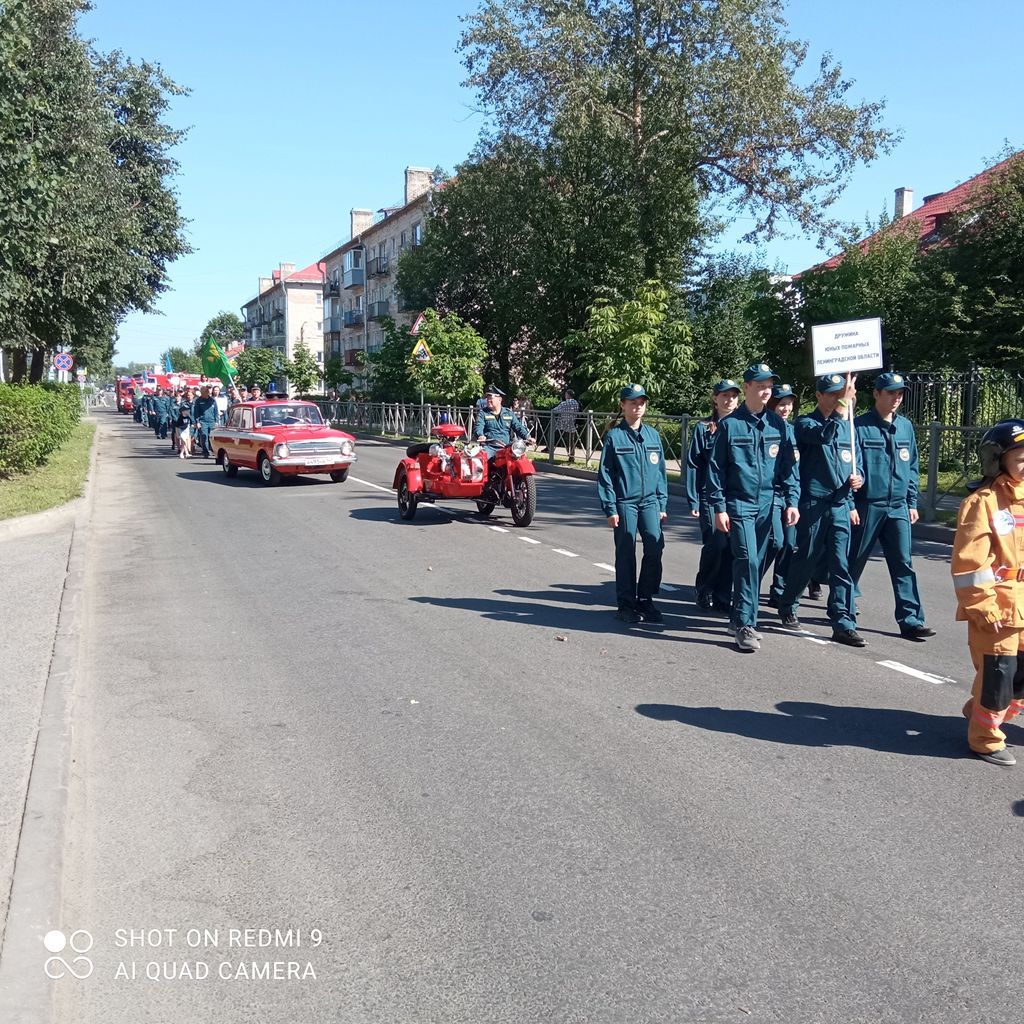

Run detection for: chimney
[[279, 262, 296, 280], [404, 166, 433, 205], [258, 277, 272, 295], [350, 208, 373, 238], [894, 187, 913, 219]]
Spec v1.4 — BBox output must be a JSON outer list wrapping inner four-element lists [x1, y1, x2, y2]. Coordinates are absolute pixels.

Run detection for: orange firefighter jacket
[[951, 475, 1024, 628]]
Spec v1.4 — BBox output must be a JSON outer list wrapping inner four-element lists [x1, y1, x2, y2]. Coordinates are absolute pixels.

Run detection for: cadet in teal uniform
[[850, 371, 935, 640], [763, 382, 798, 606], [597, 384, 668, 624], [192, 385, 219, 458], [686, 378, 740, 612], [152, 387, 172, 440], [778, 373, 865, 646], [705, 364, 800, 652], [474, 385, 531, 457]]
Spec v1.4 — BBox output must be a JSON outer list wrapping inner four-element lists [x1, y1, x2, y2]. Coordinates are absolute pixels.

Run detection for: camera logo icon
[[43, 929, 94, 980]]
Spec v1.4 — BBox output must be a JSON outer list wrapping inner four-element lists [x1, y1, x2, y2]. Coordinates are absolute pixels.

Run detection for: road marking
[[489, 525, 509, 533], [594, 562, 615, 572], [551, 548, 578, 557], [661, 583, 679, 592], [521, 537, 542, 545], [804, 636, 830, 646], [877, 660, 952, 685], [351, 476, 392, 493]]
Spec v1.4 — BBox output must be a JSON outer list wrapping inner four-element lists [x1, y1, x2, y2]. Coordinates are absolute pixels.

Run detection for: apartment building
[[321, 166, 433, 383], [240, 261, 326, 387]]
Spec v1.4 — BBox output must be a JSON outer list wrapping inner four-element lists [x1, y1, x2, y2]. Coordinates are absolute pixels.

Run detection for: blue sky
[[79, 0, 1023, 366]]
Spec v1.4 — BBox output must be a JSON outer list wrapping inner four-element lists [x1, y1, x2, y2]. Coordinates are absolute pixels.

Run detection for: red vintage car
[[392, 423, 537, 526], [209, 401, 357, 485]]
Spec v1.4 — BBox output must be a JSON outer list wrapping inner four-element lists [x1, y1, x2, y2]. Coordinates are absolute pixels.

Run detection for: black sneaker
[[807, 583, 823, 601], [900, 625, 937, 641], [779, 612, 800, 629], [711, 599, 733, 614], [975, 747, 1015, 767], [695, 590, 714, 611], [637, 599, 663, 623], [616, 606, 642, 624], [832, 628, 867, 648]]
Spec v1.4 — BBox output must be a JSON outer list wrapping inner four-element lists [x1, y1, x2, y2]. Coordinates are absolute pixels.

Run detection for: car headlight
[[274, 442, 289, 459], [463, 443, 481, 458], [339, 440, 354, 457], [511, 439, 528, 458]]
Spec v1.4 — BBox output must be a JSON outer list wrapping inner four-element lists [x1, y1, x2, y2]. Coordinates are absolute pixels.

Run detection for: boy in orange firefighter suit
[[951, 419, 1024, 766]]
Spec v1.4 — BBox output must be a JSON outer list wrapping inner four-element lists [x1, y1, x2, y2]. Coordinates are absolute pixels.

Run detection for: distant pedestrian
[[550, 389, 580, 462], [952, 419, 1024, 766], [596, 384, 668, 625]]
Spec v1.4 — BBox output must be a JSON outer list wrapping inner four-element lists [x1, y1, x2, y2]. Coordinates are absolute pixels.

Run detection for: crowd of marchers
[[594, 368, 1024, 768]]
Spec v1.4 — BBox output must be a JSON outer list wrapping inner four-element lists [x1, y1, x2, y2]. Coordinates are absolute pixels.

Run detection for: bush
[[0, 383, 82, 477]]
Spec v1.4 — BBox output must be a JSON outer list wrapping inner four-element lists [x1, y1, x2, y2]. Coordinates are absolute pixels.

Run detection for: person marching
[[597, 384, 668, 624], [152, 386, 172, 442], [192, 385, 219, 458], [686, 378, 740, 612], [706, 364, 800, 652], [777, 374, 865, 646], [952, 419, 1024, 766], [763, 382, 799, 608], [849, 371, 935, 641]]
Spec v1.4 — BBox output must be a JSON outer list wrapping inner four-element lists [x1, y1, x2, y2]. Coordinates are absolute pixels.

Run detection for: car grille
[[286, 440, 344, 455]]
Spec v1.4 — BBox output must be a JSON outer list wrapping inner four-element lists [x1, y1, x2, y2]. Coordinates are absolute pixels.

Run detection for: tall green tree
[[407, 310, 488, 403], [198, 311, 244, 350], [233, 347, 282, 390], [285, 342, 321, 397], [363, 318, 418, 401]]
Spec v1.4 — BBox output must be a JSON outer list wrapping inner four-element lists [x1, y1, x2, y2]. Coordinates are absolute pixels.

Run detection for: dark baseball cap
[[874, 371, 907, 391], [620, 383, 648, 401], [815, 373, 846, 394], [713, 378, 740, 394], [772, 383, 795, 400], [743, 363, 778, 383]]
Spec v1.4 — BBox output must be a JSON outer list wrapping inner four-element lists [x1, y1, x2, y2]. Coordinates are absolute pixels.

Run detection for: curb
[[0, 418, 100, 1020]]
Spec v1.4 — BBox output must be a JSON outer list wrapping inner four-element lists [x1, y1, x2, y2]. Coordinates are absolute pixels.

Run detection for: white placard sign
[[810, 317, 884, 376]]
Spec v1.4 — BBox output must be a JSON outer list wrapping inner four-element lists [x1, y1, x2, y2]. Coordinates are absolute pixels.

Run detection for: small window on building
[[412, 222, 423, 245]]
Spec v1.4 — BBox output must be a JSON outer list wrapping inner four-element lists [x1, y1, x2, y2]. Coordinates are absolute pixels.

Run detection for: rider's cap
[[713, 378, 740, 394], [743, 363, 777, 382], [620, 383, 648, 401], [771, 383, 795, 400], [484, 384, 505, 397], [815, 373, 846, 394], [874, 371, 907, 391]]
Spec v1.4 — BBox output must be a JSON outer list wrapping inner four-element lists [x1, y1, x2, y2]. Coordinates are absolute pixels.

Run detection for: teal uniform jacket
[[705, 405, 799, 516], [192, 397, 219, 429], [794, 409, 862, 507], [474, 407, 529, 451], [597, 421, 668, 516], [854, 409, 919, 508], [152, 395, 173, 422], [685, 418, 716, 513]]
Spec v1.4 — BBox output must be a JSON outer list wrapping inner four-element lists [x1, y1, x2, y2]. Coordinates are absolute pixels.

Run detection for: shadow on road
[[635, 700, 1024, 760], [348, 505, 455, 526]]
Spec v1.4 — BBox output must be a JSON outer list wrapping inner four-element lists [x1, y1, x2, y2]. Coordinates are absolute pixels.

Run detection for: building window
[[412, 222, 423, 245], [344, 248, 362, 271]]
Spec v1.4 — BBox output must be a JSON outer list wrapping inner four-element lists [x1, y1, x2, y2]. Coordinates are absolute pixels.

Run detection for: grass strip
[[0, 420, 96, 521]]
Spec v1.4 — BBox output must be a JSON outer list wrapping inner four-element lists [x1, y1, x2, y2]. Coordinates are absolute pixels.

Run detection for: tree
[[568, 281, 693, 410], [284, 342, 320, 397], [198, 311, 244, 350], [407, 310, 487, 403], [0, 1, 189, 382], [363, 318, 418, 401], [460, 0, 897, 255], [233, 347, 282, 390], [322, 356, 354, 395], [161, 346, 202, 375]]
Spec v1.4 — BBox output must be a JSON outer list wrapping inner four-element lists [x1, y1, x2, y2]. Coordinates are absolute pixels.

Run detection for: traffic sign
[[410, 339, 432, 363], [53, 352, 74, 372]]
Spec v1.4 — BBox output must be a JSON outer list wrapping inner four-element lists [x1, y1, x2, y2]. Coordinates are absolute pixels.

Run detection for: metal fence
[[318, 400, 694, 479], [903, 368, 1024, 427]]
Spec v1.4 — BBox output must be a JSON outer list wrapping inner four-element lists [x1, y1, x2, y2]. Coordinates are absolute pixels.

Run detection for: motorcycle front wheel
[[509, 475, 536, 526]]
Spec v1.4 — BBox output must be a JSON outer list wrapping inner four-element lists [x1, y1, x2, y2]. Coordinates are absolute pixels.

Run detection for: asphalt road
[[48, 409, 1024, 1024]]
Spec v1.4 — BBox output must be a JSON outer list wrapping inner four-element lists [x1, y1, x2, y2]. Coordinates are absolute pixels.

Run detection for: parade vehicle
[[392, 423, 537, 526], [116, 378, 135, 414], [209, 400, 357, 485]]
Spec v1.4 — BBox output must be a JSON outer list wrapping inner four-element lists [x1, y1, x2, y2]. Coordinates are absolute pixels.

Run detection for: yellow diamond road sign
[[410, 339, 432, 363]]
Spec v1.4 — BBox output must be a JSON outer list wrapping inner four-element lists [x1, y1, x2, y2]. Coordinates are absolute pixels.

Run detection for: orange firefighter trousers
[[962, 624, 1024, 754]]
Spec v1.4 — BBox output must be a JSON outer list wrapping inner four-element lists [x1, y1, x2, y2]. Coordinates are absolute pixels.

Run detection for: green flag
[[199, 336, 236, 387]]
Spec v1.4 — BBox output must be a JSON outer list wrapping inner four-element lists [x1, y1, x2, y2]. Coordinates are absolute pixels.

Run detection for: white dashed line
[[594, 562, 616, 572], [876, 660, 952, 685], [551, 548, 579, 558], [520, 537, 542, 545], [660, 583, 679, 592], [803, 636, 830, 646], [488, 525, 509, 533], [350, 476, 392, 493]]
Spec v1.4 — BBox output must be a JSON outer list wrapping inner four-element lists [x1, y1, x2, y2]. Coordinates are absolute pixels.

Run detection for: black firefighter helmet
[[974, 418, 1024, 485]]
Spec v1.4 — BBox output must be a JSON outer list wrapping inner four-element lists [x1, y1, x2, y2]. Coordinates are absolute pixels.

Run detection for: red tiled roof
[[269, 260, 325, 286], [812, 152, 1022, 272]]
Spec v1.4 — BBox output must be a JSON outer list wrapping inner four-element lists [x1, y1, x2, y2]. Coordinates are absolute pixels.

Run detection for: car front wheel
[[259, 453, 281, 486], [329, 468, 349, 483]]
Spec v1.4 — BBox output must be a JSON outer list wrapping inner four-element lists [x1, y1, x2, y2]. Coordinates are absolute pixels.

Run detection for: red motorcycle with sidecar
[[392, 423, 537, 526]]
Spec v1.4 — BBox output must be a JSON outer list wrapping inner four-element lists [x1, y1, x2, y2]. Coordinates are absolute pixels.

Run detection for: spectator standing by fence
[[549, 389, 581, 462]]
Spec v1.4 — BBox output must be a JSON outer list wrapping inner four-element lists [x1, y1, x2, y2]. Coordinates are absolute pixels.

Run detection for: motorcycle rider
[[474, 385, 532, 458]]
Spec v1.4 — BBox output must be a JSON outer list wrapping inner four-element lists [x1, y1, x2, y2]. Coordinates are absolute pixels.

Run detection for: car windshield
[[256, 404, 324, 427]]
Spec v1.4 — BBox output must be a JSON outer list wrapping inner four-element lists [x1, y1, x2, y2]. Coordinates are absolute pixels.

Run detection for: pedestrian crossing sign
[[410, 339, 432, 363]]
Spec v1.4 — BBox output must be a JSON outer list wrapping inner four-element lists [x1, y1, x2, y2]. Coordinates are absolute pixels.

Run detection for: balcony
[[343, 309, 364, 328], [343, 266, 364, 289], [324, 279, 340, 296], [367, 300, 390, 321], [344, 348, 362, 367], [367, 255, 390, 277], [323, 316, 342, 333]]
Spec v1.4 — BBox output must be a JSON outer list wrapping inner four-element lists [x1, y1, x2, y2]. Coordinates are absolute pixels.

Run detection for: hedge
[[0, 383, 82, 477]]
